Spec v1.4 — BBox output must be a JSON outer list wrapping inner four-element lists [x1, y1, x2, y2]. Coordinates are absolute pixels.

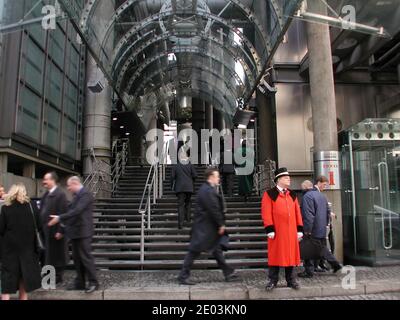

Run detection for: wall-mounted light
[[120, 126, 124, 129], [113, 117, 118, 121]]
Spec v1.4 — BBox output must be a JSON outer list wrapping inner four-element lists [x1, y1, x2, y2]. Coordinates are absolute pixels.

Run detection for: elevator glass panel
[[340, 119, 400, 266]]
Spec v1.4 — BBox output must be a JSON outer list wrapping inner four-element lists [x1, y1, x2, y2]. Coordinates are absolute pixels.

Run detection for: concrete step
[[93, 226, 264, 234], [93, 233, 265, 242], [94, 220, 263, 228], [89, 250, 266, 259], [93, 213, 262, 220], [91, 241, 266, 250], [89, 258, 267, 269]]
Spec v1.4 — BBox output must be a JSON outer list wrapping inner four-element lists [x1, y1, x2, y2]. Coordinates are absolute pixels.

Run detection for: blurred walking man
[[178, 168, 239, 285]]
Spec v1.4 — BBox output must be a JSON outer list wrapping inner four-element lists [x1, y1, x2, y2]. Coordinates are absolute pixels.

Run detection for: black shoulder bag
[[29, 202, 45, 253]]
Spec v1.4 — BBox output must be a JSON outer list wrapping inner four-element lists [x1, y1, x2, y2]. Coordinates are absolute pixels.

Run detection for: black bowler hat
[[274, 167, 290, 182]]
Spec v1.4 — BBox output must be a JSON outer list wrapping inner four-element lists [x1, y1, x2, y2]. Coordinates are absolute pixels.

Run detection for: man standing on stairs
[[178, 167, 239, 285], [171, 153, 197, 229], [261, 168, 304, 291], [48, 176, 99, 294]]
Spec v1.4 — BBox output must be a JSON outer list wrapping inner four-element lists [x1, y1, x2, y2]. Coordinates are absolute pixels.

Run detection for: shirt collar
[[276, 185, 287, 193], [49, 186, 57, 194], [314, 185, 321, 192]]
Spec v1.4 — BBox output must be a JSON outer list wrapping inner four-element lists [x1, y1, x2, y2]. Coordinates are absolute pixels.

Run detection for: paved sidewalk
[[28, 266, 400, 300]]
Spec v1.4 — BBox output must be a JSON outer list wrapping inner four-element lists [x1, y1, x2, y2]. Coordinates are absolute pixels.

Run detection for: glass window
[[44, 103, 61, 151], [17, 86, 42, 141], [68, 45, 80, 84], [62, 116, 77, 158], [48, 27, 65, 67], [64, 80, 78, 121], [23, 0, 46, 47], [45, 61, 63, 108], [21, 37, 44, 94]]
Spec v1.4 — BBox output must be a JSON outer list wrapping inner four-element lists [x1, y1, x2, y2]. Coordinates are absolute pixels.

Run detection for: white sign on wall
[[314, 151, 341, 190]]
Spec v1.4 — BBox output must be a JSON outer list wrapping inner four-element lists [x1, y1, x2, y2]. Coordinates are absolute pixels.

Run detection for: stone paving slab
[[104, 287, 189, 300], [26, 266, 400, 300]]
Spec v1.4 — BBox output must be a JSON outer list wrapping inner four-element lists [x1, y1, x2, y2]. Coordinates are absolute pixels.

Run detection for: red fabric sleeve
[[261, 192, 274, 228]]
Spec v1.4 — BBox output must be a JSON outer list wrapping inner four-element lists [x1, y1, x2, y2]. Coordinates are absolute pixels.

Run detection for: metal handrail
[[84, 139, 130, 197], [138, 139, 170, 267]]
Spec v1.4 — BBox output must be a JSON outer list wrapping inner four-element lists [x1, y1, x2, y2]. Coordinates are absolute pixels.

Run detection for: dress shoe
[[85, 284, 99, 294], [225, 272, 240, 282], [178, 278, 196, 285], [319, 261, 329, 271], [287, 282, 300, 290], [332, 264, 343, 273], [297, 272, 313, 278], [265, 282, 277, 291], [67, 283, 85, 291]]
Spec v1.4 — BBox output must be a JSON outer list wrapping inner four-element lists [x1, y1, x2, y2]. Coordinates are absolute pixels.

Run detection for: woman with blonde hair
[[0, 183, 42, 300]]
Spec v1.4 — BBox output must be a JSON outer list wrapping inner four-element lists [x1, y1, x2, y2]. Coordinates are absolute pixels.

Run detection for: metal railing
[[254, 160, 276, 196], [83, 138, 130, 197], [138, 139, 170, 266]]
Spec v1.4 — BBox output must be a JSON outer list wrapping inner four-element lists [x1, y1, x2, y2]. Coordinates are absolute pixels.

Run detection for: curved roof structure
[[57, 0, 302, 127]]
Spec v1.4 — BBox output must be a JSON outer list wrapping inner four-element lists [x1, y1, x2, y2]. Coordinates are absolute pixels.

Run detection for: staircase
[[91, 165, 267, 270]]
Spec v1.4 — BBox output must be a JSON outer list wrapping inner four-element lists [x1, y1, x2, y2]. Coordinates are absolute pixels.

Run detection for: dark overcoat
[[171, 162, 197, 193], [301, 187, 331, 239], [40, 187, 69, 267], [188, 182, 225, 253], [59, 187, 94, 240], [0, 201, 42, 294]]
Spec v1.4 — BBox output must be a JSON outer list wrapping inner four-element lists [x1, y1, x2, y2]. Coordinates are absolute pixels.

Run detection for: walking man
[[298, 176, 342, 278], [171, 153, 197, 228], [178, 168, 239, 285], [48, 176, 99, 293], [262, 168, 304, 291], [40, 172, 69, 284]]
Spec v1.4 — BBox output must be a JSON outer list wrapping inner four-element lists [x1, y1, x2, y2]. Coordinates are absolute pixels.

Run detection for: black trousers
[[71, 237, 98, 286], [268, 266, 296, 285], [177, 192, 192, 227], [304, 238, 340, 275], [222, 173, 235, 197], [179, 248, 234, 280]]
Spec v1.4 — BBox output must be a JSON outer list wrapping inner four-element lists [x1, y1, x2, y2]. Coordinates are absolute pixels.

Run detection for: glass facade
[[10, 0, 85, 160]]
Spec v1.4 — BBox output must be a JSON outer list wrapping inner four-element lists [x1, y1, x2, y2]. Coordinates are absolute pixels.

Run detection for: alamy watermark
[[41, 265, 56, 290], [146, 129, 255, 176], [341, 265, 357, 290]]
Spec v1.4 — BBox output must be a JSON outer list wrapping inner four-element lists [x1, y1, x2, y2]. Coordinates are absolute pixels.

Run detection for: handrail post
[[147, 189, 151, 229], [140, 210, 145, 268]]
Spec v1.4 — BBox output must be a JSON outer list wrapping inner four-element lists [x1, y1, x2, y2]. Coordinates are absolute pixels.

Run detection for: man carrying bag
[[298, 176, 342, 278]]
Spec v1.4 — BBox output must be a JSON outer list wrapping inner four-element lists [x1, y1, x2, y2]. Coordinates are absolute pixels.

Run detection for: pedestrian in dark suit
[[40, 172, 69, 284], [48, 176, 98, 293], [0, 184, 42, 300], [178, 168, 239, 285], [171, 155, 197, 229], [219, 137, 236, 197], [298, 176, 342, 278]]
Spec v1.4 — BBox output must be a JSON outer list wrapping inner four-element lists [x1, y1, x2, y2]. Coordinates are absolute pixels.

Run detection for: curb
[[29, 278, 400, 300]]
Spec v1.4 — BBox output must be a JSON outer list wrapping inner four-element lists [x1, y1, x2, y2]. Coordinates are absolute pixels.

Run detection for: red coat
[[261, 187, 303, 267]]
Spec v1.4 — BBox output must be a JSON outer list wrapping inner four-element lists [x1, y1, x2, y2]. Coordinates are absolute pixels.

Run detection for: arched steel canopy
[[57, 0, 302, 126]]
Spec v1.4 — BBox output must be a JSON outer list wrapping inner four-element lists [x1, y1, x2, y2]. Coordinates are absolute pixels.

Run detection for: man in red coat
[[261, 167, 304, 291]]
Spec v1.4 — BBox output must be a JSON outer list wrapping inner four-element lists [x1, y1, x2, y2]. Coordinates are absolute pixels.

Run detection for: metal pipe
[[348, 132, 358, 255]]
